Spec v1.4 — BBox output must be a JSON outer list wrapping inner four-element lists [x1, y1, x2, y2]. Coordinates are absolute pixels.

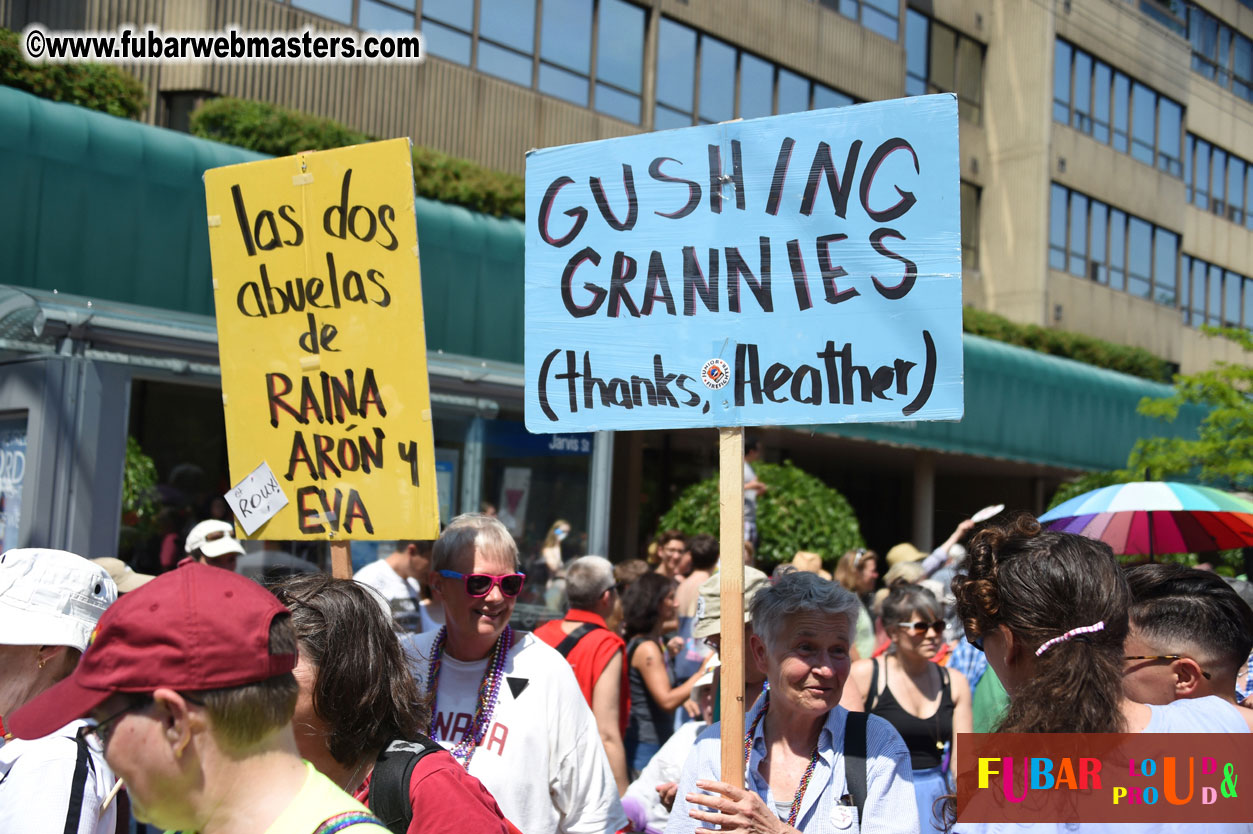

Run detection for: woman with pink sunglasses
[[407, 513, 628, 834]]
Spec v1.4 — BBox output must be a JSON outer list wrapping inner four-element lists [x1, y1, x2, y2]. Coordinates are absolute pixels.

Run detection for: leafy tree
[[658, 461, 864, 570], [1127, 326, 1253, 491], [1046, 327, 1253, 574], [1, 27, 147, 118]]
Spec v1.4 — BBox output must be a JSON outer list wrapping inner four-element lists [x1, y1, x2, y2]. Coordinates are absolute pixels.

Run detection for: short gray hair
[[566, 556, 615, 608], [432, 513, 518, 573], [749, 571, 861, 652]]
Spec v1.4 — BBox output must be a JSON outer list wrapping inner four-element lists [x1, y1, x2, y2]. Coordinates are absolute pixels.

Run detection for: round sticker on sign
[[701, 358, 730, 390]]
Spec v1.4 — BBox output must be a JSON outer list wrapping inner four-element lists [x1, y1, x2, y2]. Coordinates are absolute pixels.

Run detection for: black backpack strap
[[368, 736, 445, 834], [863, 657, 880, 712], [62, 732, 93, 834], [554, 622, 600, 658], [844, 711, 869, 825]]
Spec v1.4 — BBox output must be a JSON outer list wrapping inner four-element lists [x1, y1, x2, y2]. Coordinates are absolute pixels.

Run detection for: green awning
[[818, 334, 1203, 471], [0, 85, 1202, 473]]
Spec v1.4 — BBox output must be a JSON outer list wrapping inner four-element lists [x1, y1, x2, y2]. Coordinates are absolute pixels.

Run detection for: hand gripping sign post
[[204, 138, 440, 577], [525, 95, 964, 791]]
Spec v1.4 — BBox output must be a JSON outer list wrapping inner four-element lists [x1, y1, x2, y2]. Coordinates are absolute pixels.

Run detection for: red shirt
[[534, 609, 630, 735], [355, 747, 513, 834]]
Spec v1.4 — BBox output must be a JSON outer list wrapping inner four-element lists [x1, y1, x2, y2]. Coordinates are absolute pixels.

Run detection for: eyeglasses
[[438, 569, 526, 598], [853, 548, 872, 568], [899, 620, 946, 635], [77, 697, 153, 746], [1123, 655, 1212, 680]]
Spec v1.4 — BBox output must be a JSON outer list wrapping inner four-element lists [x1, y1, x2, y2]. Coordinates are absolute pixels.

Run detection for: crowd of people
[[2, 509, 1252, 834]]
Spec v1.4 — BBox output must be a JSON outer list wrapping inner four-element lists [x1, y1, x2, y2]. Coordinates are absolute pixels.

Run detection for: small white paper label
[[226, 461, 289, 535]]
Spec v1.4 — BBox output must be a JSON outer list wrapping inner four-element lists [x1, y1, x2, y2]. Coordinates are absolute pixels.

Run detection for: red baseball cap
[[9, 562, 296, 740]]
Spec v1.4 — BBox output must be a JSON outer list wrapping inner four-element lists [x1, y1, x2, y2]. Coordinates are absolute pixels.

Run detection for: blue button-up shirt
[[666, 698, 920, 833]]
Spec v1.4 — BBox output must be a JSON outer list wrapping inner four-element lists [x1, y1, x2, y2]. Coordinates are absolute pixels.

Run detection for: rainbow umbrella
[[1038, 481, 1253, 557]]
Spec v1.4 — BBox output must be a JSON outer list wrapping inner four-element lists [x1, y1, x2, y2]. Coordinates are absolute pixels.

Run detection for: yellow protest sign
[[204, 138, 438, 540]]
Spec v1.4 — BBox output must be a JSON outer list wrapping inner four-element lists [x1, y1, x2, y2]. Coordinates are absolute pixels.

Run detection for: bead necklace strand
[[425, 625, 514, 770], [742, 692, 821, 828]]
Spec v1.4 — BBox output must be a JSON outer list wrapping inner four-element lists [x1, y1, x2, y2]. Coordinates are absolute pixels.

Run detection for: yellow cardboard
[[204, 138, 439, 540]]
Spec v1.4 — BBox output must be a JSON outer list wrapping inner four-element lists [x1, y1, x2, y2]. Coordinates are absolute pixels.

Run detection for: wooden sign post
[[523, 95, 964, 792], [204, 139, 441, 570], [718, 427, 746, 788]]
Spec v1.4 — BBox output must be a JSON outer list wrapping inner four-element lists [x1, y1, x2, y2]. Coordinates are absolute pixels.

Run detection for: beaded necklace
[[425, 625, 513, 770], [743, 692, 822, 828]]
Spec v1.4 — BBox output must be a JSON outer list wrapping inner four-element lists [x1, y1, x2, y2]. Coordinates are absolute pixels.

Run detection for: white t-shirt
[[0, 720, 118, 834], [354, 559, 425, 633], [624, 719, 705, 832], [408, 630, 627, 834]]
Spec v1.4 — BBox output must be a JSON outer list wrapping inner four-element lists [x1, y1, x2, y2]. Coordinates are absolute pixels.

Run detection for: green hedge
[[1, 27, 147, 118], [963, 307, 1174, 383], [658, 460, 864, 569], [190, 97, 525, 219]]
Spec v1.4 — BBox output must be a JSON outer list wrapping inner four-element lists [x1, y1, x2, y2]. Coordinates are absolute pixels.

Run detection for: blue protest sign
[[524, 94, 963, 433]]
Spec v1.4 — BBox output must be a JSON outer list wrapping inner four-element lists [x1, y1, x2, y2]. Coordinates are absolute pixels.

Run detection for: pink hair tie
[[1035, 621, 1105, 657]]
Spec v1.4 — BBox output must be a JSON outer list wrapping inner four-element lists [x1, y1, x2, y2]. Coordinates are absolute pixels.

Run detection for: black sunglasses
[[899, 620, 946, 635], [78, 697, 153, 746]]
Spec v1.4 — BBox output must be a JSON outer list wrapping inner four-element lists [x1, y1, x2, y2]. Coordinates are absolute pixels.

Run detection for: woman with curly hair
[[948, 513, 1249, 831], [621, 572, 710, 777]]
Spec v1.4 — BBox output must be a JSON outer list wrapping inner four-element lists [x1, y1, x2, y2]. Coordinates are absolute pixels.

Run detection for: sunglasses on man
[[438, 569, 526, 598]]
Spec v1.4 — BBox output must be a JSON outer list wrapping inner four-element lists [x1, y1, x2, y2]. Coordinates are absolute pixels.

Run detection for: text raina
[[536, 137, 928, 319], [535, 331, 937, 421]]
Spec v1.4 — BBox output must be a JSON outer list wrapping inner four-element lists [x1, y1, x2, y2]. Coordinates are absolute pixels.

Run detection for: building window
[[1182, 255, 1253, 329], [415, 0, 644, 124], [1185, 134, 1253, 229], [1049, 183, 1180, 309], [655, 16, 856, 129], [961, 181, 980, 270], [817, 0, 899, 41], [905, 10, 984, 123], [1053, 39, 1183, 178], [1188, 4, 1253, 102]]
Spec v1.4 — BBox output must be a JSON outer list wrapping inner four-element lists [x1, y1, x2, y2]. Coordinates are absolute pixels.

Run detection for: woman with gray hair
[[666, 571, 919, 834], [406, 513, 627, 834], [840, 584, 971, 834]]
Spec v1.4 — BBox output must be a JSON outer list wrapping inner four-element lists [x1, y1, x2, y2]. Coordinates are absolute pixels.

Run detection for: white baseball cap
[[185, 519, 245, 559], [0, 549, 118, 651]]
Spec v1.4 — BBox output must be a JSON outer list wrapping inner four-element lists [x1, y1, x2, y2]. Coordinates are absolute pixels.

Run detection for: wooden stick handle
[[718, 427, 746, 789], [330, 541, 352, 579]]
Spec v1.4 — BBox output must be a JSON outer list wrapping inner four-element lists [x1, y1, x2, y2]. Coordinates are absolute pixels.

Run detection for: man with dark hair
[[654, 531, 689, 579], [534, 555, 629, 794], [354, 539, 437, 632], [7, 563, 389, 834], [1123, 562, 1253, 730]]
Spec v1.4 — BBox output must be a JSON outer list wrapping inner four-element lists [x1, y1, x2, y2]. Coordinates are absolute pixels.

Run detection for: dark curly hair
[[271, 573, 429, 766], [951, 512, 1130, 733], [621, 572, 675, 639]]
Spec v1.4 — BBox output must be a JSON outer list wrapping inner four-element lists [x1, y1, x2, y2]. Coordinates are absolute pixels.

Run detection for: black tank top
[[626, 636, 675, 747], [864, 657, 953, 769]]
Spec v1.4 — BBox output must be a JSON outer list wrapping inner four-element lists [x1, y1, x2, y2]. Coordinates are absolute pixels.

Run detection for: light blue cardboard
[[525, 94, 963, 432]]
